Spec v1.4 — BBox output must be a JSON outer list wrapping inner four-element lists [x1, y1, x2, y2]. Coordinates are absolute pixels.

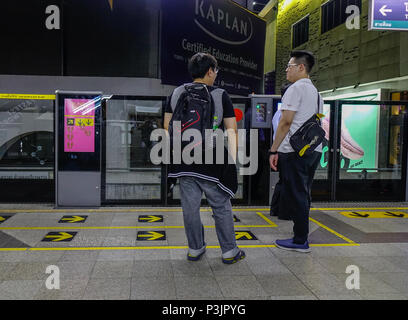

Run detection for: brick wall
[[274, 0, 405, 93]]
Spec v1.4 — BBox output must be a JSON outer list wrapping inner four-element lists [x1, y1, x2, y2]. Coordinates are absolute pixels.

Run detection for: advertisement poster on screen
[[64, 99, 95, 153], [319, 104, 378, 172]]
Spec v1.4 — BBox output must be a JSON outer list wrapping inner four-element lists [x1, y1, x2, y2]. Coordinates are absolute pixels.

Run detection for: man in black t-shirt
[[163, 53, 245, 264]]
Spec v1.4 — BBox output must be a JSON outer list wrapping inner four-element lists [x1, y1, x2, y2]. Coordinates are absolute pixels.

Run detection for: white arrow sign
[[379, 4, 392, 16]]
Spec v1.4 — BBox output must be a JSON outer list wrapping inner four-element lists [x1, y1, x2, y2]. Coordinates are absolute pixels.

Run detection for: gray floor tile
[[57, 261, 96, 279], [308, 246, 345, 258], [269, 295, 318, 300], [316, 294, 363, 300], [19, 251, 64, 262], [241, 247, 275, 259], [296, 273, 358, 296], [316, 256, 369, 274], [6, 262, 53, 280], [382, 256, 408, 273], [0, 262, 18, 281], [174, 276, 223, 298], [132, 260, 173, 277], [91, 260, 133, 279], [59, 250, 100, 262], [392, 243, 408, 253], [246, 257, 292, 275], [134, 249, 172, 261], [280, 256, 330, 275], [375, 273, 408, 293], [131, 276, 176, 299], [358, 293, 408, 300], [334, 272, 401, 295], [215, 275, 267, 298], [332, 244, 379, 257], [362, 243, 408, 257], [0, 280, 43, 299], [102, 236, 136, 247], [256, 274, 314, 296], [97, 250, 136, 261], [83, 278, 131, 300], [350, 256, 407, 273], [33, 279, 90, 300], [171, 259, 213, 277], [0, 251, 27, 262]]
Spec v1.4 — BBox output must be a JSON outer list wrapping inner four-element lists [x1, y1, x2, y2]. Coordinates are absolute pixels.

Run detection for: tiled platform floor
[[0, 203, 408, 300]]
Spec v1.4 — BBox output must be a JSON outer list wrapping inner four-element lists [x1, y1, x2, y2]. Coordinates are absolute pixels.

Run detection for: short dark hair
[[188, 53, 218, 80], [290, 50, 315, 74]]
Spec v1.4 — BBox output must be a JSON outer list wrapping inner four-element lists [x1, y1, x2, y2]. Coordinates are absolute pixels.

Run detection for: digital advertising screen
[[64, 99, 96, 153], [56, 92, 102, 172]]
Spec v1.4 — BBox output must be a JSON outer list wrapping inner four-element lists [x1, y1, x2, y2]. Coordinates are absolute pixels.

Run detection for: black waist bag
[[289, 95, 325, 157]]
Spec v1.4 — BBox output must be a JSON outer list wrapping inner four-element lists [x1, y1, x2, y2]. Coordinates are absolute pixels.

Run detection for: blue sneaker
[[275, 238, 311, 253], [187, 250, 206, 261], [222, 249, 246, 264]]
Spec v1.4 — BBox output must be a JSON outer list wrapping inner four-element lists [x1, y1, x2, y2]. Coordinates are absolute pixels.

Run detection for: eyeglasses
[[286, 63, 299, 69], [214, 67, 219, 74]]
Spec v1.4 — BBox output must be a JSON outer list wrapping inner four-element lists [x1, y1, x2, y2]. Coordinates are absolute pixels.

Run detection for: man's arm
[[163, 112, 172, 131], [269, 110, 296, 170], [224, 117, 238, 163], [270, 110, 296, 152]]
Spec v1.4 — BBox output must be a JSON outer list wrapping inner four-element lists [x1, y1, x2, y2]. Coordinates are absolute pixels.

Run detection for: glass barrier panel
[[105, 98, 163, 200], [0, 98, 54, 179]]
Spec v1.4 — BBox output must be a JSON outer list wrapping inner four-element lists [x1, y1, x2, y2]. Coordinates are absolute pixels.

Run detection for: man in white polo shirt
[[269, 50, 323, 253]]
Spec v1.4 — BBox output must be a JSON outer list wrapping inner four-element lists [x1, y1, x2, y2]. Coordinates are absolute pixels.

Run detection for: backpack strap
[[170, 85, 225, 129], [170, 85, 187, 112], [209, 88, 224, 128]]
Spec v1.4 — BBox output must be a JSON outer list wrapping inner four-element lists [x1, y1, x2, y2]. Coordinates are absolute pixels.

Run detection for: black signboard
[[160, 0, 266, 96]]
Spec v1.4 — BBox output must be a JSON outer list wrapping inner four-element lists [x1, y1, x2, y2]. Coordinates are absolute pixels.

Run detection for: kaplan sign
[[161, 0, 266, 96]]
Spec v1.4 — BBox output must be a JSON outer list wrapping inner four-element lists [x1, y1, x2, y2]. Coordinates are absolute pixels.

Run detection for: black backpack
[[168, 83, 224, 156], [289, 94, 325, 157]]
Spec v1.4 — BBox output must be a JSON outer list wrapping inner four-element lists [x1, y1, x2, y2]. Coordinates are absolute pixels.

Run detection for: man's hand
[[269, 153, 279, 171]]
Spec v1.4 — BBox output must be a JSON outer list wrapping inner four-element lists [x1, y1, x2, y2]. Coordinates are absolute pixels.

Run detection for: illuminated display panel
[[64, 99, 96, 153]]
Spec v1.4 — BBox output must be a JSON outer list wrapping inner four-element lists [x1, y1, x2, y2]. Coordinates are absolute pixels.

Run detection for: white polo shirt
[[278, 78, 323, 154]]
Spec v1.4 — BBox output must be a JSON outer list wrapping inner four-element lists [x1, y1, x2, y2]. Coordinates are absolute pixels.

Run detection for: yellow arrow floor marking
[[137, 231, 165, 241], [44, 232, 74, 242], [235, 231, 253, 240], [339, 211, 408, 219], [60, 216, 86, 223], [0, 217, 5, 222], [139, 215, 162, 222]]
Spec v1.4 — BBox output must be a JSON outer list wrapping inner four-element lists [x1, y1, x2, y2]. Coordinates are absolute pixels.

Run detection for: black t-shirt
[[165, 85, 235, 130]]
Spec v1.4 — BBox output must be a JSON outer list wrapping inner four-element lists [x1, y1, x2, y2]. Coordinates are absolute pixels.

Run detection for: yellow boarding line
[[256, 212, 278, 227], [0, 225, 275, 231], [1, 207, 408, 214], [0, 243, 360, 252], [309, 217, 356, 244], [0, 94, 55, 100]]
